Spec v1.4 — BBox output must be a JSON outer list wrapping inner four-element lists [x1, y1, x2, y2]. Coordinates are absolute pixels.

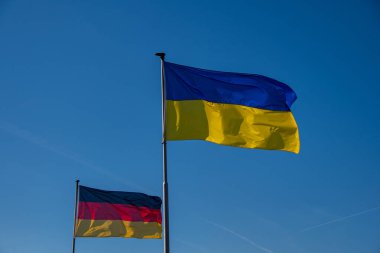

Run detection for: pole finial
[[155, 52, 166, 60]]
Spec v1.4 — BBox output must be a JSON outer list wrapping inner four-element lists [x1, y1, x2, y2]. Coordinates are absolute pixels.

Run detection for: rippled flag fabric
[[164, 62, 300, 153], [75, 186, 162, 239]]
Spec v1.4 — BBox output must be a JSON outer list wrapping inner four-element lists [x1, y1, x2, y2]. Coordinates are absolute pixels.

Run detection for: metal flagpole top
[[155, 52, 166, 60]]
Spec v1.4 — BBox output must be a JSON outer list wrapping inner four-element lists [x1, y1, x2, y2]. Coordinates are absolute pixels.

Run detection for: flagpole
[[72, 179, 80, 253], [155, 52, 170, 253]]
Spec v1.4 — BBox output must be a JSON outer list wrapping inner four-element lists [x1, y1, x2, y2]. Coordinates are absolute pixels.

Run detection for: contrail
[[0, 121, 150, 192], [301, 205, 380, 232], [205, 219, 273, 253]]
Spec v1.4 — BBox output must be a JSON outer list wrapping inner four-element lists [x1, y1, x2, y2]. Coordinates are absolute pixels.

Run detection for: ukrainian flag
[[164, 62, 300, 154]]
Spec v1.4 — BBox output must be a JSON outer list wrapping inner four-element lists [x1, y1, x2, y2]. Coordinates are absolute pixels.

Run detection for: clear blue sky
[[1, 0, 379, 252]]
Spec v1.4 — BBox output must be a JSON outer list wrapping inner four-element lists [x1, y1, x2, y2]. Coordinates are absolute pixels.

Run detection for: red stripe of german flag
[[77, 202, 162, 223]]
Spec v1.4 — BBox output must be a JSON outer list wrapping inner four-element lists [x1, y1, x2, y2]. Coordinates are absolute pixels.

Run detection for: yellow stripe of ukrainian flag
[[166, 100, 300, 154]]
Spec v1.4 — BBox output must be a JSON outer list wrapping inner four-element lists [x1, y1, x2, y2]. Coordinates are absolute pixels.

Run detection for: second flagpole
[[72, 179, 80, 253], [155, 52, 170, 253]]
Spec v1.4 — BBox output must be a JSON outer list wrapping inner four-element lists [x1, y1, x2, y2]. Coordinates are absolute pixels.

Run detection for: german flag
[[75, 186, 162, 239]]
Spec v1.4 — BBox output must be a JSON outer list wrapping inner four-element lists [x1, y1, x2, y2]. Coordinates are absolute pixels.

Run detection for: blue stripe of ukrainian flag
[[164, 62, 300, 154]]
